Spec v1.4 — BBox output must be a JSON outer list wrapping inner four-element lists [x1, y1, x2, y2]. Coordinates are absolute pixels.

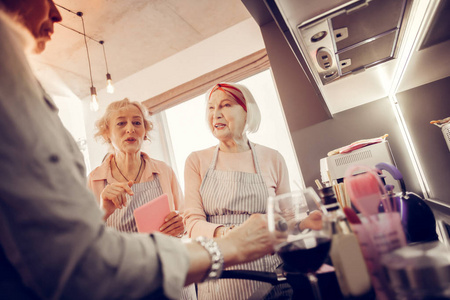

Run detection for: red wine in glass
[[279, 237, 331, 273], [268, 188, 331, 300]]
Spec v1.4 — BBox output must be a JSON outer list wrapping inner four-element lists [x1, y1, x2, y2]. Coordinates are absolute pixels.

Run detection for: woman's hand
[[219, 214, 284, 267], [184, 214, 286, 285], [299, 210, 323, 231], [160, 211, 185, 237], [100, 180, 134, 221]]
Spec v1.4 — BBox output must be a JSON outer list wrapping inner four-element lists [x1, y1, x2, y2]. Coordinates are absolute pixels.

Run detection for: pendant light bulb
[[90, 86, 99, 112], [106, 73, 115, 94]]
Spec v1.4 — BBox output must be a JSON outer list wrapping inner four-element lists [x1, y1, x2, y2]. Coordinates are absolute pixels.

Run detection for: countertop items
[[327, 134, 388, 157], [381, 241, 450, 299], [344, 165, 407, 300], [430, 116, 450, 151], [319, 186, 372, 298]]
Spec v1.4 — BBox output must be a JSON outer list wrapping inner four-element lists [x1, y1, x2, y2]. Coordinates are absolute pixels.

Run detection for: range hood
[[267, 0, 410, 85]]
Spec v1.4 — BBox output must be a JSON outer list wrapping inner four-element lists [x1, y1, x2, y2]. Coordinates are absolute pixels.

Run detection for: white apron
[[197, 142, 282, 300]]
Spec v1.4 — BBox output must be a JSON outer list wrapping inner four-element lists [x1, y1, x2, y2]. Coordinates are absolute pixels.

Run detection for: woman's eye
[[133, 121, 142, 126], [117, 122, 125, 126]]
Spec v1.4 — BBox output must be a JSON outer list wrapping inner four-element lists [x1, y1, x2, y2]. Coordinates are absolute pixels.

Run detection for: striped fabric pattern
[[105, 176, 163, 232], [197, 142, 282, 300], [104, 175, 197, 300]]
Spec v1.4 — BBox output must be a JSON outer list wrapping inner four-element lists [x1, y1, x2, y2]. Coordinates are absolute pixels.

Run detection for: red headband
[[209, 83, 247, 112]]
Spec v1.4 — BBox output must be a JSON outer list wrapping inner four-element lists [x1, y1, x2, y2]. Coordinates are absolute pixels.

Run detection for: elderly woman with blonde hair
[[88, 98, 196, 299]]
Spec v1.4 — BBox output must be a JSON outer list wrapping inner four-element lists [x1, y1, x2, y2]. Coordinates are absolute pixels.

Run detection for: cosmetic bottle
[[319, 186, 372, 298]]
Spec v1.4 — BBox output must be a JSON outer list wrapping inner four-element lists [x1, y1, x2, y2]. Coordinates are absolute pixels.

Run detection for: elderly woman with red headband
[[183, 82, 292, 299]]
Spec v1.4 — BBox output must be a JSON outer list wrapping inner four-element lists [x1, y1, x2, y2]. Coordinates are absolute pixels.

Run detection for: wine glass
[[268, 187, 331, 300]]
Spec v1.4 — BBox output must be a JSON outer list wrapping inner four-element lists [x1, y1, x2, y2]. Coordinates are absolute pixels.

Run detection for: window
[[164, 69, 304, 191]]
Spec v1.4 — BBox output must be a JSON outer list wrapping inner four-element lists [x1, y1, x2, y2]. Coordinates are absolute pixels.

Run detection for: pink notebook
[[134, 193, 170, 233]]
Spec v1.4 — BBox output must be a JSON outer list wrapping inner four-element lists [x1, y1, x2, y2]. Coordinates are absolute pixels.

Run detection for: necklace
[[113, 156, 143, 182]]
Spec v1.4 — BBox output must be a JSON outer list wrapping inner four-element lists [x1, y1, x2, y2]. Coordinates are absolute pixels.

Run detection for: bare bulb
[[106, 73, 114, 94], [90, 87, 99, 112], [106, 78, 115, 94], [90, 94, 99, 111]]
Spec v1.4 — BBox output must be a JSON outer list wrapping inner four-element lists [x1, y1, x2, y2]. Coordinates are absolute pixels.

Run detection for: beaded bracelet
[[195, 236, 224, 281]]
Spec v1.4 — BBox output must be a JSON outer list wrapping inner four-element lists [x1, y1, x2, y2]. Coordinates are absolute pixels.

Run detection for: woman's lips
[[40, 27, 53, 40], [124, 137, 137, 143], [214, 123, 226, 130]]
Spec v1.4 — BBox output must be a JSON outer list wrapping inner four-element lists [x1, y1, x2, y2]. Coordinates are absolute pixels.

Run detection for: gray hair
[[205, 82, 261, 134]]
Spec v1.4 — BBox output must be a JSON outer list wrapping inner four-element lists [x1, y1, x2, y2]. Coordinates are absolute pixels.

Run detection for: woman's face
[[208, 89, 247, 142], [107, 105, 146, 155], [13, 0, 62, 53]]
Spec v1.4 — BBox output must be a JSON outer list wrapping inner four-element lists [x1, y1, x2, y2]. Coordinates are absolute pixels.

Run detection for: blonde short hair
[[94, 98, 153, 144], [205, 82, 261, 134]]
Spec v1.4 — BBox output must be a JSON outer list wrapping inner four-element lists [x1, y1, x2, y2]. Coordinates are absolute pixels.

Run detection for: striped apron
[[105, 175, 197, 300], [105, 175, 164, 232], [197, 142, 282, 300]]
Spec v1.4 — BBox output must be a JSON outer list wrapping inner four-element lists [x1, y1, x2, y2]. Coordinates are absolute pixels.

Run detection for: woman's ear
[[103, 132, 111, 144]]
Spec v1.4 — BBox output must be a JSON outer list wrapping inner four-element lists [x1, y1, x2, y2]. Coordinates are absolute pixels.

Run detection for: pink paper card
[[134, 193, 170, 233]]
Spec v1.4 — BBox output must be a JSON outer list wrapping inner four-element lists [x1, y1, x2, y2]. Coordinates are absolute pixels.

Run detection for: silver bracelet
[[195, 236, 224, 281]]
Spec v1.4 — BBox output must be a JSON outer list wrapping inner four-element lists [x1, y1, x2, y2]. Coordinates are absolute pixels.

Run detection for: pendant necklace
[[114, 156, 143, 182]]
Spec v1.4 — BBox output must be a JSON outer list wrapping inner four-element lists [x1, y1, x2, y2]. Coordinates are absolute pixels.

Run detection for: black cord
[[55, 2, 112, 89], [57, 23, 101, 43], [80, 15, 94, 87], [55, 3, 78, 15], [100, 41, 110, 73]]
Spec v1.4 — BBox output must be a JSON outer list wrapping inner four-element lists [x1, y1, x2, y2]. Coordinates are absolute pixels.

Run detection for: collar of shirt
[[41, 87, 59, 112]]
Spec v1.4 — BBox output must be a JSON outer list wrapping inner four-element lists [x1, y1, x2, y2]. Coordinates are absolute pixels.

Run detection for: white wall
[[80, 18, 265, 172]]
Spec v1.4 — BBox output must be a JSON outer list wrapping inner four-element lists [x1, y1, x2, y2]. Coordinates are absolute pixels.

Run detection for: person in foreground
[[0, 1, 284, 299], [88, 98, 196, 299], [183, 82, 293, 299]]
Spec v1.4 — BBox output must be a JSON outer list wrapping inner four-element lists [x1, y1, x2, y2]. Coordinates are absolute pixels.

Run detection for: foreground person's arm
[[184, 213, 277, 285]]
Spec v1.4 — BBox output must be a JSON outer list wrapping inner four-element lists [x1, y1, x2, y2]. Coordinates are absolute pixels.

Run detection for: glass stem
[[307, 272, 322, 300]]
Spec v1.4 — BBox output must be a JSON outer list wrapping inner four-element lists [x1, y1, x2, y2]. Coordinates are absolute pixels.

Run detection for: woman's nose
[[126, 125, 135, 133], [213, 108, 222, 119]]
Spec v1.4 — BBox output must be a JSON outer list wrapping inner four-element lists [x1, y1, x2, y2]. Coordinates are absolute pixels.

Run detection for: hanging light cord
[[100, 41, 110, 74], [55, 4, 102, 44], [57, 23, 101, 43], [55, 3, 77, 14], [55, 2, 113, 99], [55, 3, 95, 87], [79, 14, 94, 88]]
